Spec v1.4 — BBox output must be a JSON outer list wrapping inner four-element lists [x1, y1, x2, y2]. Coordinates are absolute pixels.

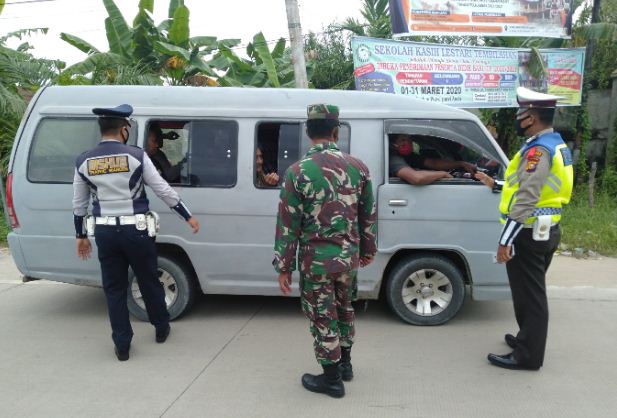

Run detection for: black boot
[[338, 347, 354, 382], [301, 364, 345, 398]]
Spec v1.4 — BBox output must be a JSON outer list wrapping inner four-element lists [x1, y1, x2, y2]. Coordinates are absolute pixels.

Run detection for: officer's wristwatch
[[76, 233, 87, 239]]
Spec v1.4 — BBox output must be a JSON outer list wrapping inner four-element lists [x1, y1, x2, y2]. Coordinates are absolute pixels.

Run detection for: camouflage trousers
[[300, 269, 357, 366]]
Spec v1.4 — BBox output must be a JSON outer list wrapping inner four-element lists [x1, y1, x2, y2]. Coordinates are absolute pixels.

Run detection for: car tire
[[127, 255, 196, 322], [386, 254, 465, 325]]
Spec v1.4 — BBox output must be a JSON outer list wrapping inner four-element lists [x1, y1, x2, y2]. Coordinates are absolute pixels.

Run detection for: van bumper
[[6, 232, 29, 277], [471, 284, 511, 300]]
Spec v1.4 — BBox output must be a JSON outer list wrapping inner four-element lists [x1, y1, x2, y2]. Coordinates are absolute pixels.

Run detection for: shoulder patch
[[560, 147, 573, 166], [87, 155, 130, 176]]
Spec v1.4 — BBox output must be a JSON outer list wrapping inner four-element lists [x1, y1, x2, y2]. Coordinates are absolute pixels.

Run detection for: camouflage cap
[[307, 104, 339, 121]]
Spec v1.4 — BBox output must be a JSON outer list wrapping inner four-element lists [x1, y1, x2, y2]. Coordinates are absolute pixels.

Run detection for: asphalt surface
[[1, 248, 616, 418]]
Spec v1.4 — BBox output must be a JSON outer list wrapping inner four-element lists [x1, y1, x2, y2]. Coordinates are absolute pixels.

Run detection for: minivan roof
[[35, 86, 477, 121]]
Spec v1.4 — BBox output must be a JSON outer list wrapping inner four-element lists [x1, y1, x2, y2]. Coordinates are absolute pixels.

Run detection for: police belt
[[95, 215, 143, 226]]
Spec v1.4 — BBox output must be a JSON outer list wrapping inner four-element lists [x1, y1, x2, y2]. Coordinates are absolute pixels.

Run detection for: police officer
[[274, 104, 378, 398], [72, 104, 200, 361], [476, 88, 573, 370]]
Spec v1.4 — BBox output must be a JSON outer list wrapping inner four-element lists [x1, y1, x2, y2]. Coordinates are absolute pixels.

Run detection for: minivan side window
[[254, 121, 351, 188], [28, 118, 100, 183], [146, 119, 238, 188]]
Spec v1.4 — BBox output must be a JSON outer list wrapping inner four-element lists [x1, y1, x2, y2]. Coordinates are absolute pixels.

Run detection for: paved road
[[1, 249, 616, 417]]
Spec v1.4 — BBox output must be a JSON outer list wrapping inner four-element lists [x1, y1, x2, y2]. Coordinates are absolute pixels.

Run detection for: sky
[[0, 0, 364, 65]]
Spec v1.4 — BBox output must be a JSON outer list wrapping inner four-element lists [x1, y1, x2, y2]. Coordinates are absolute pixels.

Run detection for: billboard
[[389, 0, 574, 39], [352, 37, 584, 108]]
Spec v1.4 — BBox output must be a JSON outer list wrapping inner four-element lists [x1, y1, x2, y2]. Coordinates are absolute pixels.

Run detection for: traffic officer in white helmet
[[72, 104, 200, 361], [475, 87, 573, 370]]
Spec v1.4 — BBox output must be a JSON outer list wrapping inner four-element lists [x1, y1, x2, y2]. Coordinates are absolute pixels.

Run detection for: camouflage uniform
[[274, 105, 377, 366]]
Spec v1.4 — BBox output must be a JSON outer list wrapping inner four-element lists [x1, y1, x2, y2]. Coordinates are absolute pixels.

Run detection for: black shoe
[[487, 353, 540, 371], [156, 324, 170, 343], [505, 333, 517, 349], [114, 346, 130, 361], [301, 373, 345, 398], [338, 362, 354, 382]]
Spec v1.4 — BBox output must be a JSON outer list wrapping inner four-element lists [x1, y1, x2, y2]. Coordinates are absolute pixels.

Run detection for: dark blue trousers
[[95, 225, 170, 351]]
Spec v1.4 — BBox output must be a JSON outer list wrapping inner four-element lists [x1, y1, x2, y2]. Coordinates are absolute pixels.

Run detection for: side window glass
[[255, 122, 301, 188], [28, 118, 101, 183], [190, 120, 238, 188], [145, 121, 190, 184]]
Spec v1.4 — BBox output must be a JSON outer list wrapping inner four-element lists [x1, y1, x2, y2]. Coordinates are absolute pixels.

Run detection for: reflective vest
[[499, 132, 573, 225]]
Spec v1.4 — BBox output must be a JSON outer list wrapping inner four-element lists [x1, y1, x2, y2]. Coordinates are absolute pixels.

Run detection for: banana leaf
[[169, 5, 190, 48], [154, 41, 191, 61], [102, 0, 131, 55], [168, 0, 184, 19], [251, 32, 279, 88], [60, 33, 100, 55]]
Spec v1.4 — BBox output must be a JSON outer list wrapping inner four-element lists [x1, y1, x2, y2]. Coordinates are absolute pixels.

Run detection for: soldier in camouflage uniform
[[274, 104, 377, 398]]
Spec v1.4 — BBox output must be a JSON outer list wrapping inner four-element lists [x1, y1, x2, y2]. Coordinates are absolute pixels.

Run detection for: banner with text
[[389, 0, 574, 39], [352, 37, 585, 108]]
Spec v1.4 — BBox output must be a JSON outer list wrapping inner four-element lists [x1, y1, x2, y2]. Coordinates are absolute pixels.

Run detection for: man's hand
[[496, 244, 513, 264], [460, 162, 477, 174], [76, 238, 92, 260], [278, 271, 292, 295], [360, 255, 374, 267], [263, 172, 279, 186], [441, 171, 453, 179], [475, 172, 495, 189], [187, 217, 200, 234]]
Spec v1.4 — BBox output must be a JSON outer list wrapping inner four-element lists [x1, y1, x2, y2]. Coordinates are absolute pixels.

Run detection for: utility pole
[[285, 0, 308, 88]]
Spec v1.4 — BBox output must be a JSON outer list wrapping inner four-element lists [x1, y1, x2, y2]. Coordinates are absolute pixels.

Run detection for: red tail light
[[6, 172, 20, 229]]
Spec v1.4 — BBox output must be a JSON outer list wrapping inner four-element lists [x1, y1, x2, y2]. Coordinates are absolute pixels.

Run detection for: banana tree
[[59, 0, 233, 86]]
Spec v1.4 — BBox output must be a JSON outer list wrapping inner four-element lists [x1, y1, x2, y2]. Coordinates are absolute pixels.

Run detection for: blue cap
[[92, 104, 133, 119]]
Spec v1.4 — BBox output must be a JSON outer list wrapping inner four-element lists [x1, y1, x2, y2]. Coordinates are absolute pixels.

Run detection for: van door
[[377, 119, 508, 293]]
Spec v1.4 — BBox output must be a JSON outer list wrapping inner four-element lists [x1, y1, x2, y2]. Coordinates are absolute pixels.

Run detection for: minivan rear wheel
[[127, 255, 196, 321], [386, 254, 465, 325]]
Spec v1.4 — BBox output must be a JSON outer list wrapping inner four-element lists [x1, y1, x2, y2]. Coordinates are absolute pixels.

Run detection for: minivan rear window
[[28, 118, 138, 184], [28, 118, 100, 183]]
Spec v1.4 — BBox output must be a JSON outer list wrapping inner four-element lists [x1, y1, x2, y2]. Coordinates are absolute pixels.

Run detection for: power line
[[3, 0, 59, 5]]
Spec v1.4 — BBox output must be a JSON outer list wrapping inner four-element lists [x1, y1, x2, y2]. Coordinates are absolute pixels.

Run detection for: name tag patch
[[87, 155, 130, 176]]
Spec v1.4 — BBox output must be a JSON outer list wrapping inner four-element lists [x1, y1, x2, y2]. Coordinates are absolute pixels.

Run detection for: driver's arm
[[424, 158, 476, 173], [395, 166, 451, 185]]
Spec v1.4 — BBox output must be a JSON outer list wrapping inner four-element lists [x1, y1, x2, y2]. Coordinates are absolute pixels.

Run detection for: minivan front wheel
[[386, 254, 465, 325], [127, 255, 196, 321]]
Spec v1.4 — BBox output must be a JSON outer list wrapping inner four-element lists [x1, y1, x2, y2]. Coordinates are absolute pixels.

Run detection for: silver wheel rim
[[401, 269, 453, 317], [131, 269, 178, 310]]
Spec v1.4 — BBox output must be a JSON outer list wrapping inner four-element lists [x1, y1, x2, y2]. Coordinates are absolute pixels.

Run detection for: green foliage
[[0, 213, 8, 246], [305, 27, 354, 90], [561, 191, 617, 256], [342, 0, 391, 38]]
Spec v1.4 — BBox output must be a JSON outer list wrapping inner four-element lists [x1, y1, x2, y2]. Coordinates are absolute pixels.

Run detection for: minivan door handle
[[388, 199, 408, 207]]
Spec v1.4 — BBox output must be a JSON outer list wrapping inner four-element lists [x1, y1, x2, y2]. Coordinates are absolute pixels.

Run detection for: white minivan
[[3, 85, 510, 325]]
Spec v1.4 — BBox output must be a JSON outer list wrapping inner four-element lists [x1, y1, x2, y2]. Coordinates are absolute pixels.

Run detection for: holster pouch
[[532, 215, 552, 241], [146, 211, 160, 237], [135, 214, 147, 231], [85, 215, 95, 236]]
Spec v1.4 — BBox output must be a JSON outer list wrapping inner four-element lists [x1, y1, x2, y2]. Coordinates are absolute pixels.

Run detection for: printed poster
[[352, 37, 584, 108], [389, 0, 574, 39]]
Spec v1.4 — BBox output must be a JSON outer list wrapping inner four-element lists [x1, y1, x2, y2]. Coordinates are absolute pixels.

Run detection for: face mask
[[515, 116, 531, 136], [397, 142, 413, 156]]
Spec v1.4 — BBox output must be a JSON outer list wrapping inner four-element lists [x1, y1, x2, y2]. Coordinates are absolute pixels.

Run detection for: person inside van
[[389, 134, 477, 185], [146, 123, 183, 183], [255, 146, 279, 187]]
